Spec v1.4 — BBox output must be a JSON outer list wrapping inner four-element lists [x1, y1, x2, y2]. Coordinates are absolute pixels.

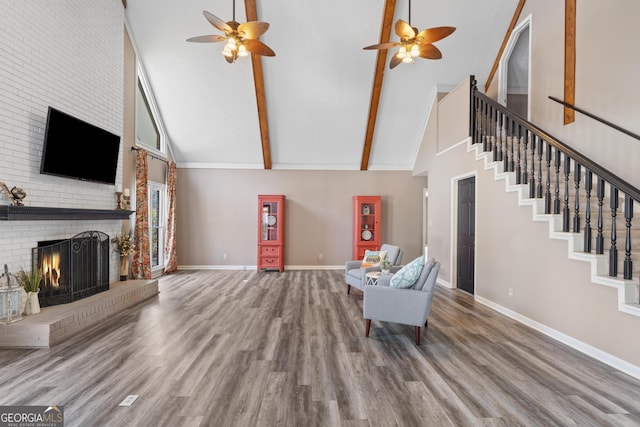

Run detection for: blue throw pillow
[[390, 256, 425, 289]]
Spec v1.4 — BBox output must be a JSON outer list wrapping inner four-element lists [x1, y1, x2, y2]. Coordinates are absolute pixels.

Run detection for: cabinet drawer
[[260, 246, 280, 256], [260, 256, 281, 268]]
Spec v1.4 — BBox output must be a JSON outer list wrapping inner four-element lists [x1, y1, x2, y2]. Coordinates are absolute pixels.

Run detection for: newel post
[[469, 75, 477, 141]]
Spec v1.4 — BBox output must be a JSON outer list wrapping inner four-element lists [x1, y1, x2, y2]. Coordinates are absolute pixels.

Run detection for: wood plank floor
[[0, 270, 639, 426]]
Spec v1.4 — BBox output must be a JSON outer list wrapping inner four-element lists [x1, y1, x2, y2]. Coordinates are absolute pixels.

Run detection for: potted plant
[[16, 268, 42, 315], [380, 259, 393, 275], [113, 230, 135, 281]]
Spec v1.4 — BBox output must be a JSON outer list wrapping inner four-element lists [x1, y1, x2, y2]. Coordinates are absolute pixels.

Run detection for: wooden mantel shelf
[[0, 206, 134, 221]]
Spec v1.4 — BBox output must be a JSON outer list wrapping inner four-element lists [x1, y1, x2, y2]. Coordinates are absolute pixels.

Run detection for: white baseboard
[[475, 295, 640, 380], [437, 278, 453, 289], [178, 265, 256, 270], [177, 265, 343, 271]]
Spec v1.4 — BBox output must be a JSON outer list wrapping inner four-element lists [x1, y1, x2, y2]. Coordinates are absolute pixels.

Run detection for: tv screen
[[40, 107, 121, 185]]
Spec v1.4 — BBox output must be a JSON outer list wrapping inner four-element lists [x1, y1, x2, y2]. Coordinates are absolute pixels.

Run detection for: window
[[149, 181, 166, 272], [135, 64, 165, 155]]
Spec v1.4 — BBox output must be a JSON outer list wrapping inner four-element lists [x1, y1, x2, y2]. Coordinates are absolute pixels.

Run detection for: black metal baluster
[[624, 194, 633, 280], [469, 91, 475, 143], [489, 105, 496, 155], [515, 124, 522, 184], [509, 119, 515, 172], [492, 107, 499, 161], [545, 143, 552, 214], [610, 185, 619, 277], [477, 97, 483, 147], [584, 170, 592, 252], [573, 163, 581, 233], [536, 137, 544, 198], [529, 134, 536, 199], [482, 101, 491, 151], [563, 155, 571, 232], [554, 148, 561, 214], [493, 110, 502, 162], [522, 130, 529, 186], [499, 111, 505, 162], [596, 177, 605, 254], [503, 115, 509, 171], [471, 94, 477, 144]]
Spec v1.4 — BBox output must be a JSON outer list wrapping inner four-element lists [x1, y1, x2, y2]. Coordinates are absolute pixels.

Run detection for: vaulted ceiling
[[125, 0, 520, 170]]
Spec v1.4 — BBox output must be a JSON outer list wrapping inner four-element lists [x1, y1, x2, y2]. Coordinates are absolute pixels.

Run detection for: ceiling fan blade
[[186, 35, 227, 43], [244, 39, 276, 56], [203, 11, 232, 33], [363, 42, 399, 50], [395, 19, 416, 40], [416, 26, 456, 44], [389, 53, 403, 69], [418, 44, 443, 59], [238, 21, 270, 39]]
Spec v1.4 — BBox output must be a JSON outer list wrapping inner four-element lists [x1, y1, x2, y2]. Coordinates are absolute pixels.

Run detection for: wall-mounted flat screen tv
[[40, 106, 121, 185]]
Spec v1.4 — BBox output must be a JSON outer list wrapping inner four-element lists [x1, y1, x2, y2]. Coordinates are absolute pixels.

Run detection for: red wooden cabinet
[[353, 196, 381, 260], [258, 195, 285, 272]]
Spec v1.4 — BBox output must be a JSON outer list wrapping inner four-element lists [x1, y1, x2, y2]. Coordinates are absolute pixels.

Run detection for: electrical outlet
[[318, 253, 323, 260], [508, 287, 513, 297], [223, 253, 227, 260]]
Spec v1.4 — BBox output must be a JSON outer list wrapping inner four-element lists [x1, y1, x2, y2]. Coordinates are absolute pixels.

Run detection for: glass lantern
[[0, 269, 23, 324]]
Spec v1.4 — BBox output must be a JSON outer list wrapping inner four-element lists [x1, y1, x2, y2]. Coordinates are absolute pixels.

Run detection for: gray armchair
[[363, 258, 440, 345], [345, 244, 404, 295]]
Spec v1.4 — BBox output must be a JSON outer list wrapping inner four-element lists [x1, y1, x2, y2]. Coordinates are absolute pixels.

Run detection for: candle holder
[[115, 191, 123, 210], [123, 195, 131, 210]]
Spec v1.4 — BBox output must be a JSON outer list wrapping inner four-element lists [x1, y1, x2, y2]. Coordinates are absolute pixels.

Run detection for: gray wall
[[176, 169, 426, 268], [492, 0, 640, 187], [414, 0, 640, 372]]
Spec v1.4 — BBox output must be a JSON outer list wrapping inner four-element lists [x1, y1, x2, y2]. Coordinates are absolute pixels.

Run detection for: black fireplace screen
[[33, 231, 110, 307]]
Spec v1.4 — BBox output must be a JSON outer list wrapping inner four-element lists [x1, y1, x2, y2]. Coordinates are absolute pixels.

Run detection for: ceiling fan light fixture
[[227, 38, 237, 51], [362, 0, 455, 69], [187, 5, 275, 64]]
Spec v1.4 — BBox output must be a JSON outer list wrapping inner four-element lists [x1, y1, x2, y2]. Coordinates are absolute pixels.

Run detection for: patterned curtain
[[164, 161, 178, 273], [132, 148, 151, 279]]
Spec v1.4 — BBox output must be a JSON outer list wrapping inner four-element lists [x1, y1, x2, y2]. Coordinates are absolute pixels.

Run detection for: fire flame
[[42, 251, 60, 288]]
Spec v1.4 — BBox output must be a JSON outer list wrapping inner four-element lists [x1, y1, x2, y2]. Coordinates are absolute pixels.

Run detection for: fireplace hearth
[[33, 231, 110, 307]]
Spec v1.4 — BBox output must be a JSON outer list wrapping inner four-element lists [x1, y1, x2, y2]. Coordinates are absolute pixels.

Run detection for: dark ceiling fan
[[187, 1, 275, 63], [364, 0, 455, 69]]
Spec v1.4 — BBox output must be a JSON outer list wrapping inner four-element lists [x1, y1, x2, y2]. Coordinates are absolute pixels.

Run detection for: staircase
[[470, 79, 640, 318]]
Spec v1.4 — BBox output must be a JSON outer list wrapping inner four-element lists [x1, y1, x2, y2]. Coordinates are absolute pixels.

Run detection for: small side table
[[365, 271, 381, 286]]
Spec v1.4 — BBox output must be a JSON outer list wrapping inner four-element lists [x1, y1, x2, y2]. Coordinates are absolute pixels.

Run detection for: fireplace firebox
[[33, 231, 110, 307]]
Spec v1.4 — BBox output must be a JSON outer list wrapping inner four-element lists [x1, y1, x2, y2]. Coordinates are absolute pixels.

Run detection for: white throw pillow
[[361, 250, 387, 268], [390, 256, 425, 288]]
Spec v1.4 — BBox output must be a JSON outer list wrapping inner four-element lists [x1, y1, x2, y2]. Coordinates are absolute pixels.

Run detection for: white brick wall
[[0, 0, 126, 280]]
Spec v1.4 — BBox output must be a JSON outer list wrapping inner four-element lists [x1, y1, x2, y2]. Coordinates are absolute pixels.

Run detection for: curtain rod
[[130, 146, 169, 163]]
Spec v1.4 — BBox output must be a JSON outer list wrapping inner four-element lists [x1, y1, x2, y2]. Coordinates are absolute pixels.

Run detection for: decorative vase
[[25, 291, 40, 315], [120, 255, 130, 281]]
